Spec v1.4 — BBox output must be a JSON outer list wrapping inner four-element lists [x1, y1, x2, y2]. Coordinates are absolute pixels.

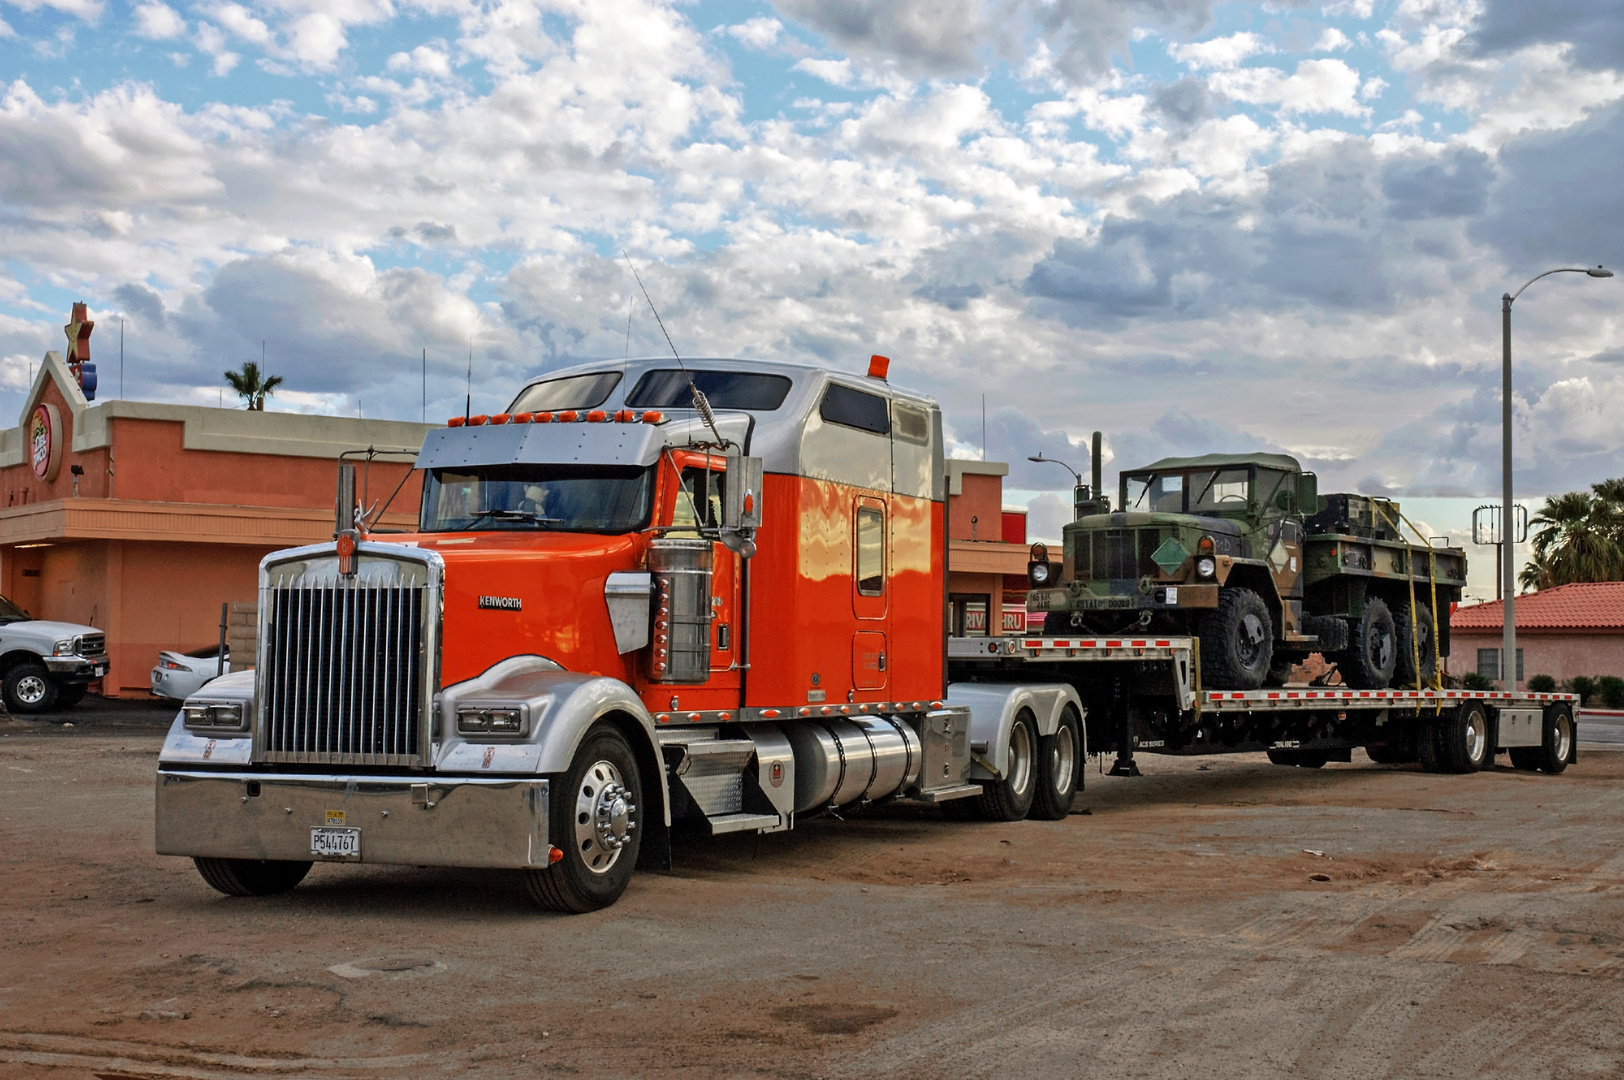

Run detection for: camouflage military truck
[[1023, 453, 1467, 691]]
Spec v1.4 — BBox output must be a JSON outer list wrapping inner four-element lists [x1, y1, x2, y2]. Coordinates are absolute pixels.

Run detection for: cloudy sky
[[1, 0, 1620, 594]]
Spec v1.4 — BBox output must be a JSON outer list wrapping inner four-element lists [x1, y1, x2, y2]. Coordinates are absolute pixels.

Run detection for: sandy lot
[[2, 714, 1622, 1080]]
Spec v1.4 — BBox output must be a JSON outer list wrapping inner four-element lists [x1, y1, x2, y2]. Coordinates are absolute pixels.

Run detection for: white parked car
[[151, 645, 231, 701]]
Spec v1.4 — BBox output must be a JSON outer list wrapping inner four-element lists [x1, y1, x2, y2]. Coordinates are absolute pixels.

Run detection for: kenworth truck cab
[[155, 358, 1083, 912], [1025, 452, 1466, 691]]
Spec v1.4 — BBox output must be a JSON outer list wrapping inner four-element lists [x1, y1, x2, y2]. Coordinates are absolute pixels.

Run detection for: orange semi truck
[[154, 357, 1579, 912]]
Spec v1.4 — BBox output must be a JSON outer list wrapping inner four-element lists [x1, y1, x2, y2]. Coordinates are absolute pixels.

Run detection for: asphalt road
[[2, 724, 1622, 1080]]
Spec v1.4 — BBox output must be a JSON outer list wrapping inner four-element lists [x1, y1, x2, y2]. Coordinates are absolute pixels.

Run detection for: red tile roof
[[1451, 581, 1624, 631]]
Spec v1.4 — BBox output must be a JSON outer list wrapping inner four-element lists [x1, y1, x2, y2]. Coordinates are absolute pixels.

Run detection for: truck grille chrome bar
[[259, 573, 431, 767]]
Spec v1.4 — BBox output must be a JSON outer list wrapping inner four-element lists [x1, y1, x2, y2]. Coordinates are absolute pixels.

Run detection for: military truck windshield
[[421, 464, 654, 533], [509, 372, 623, 414], [0, 594, 29, 623], [1124, 468, 1251, 513], [1189, 469, 1250, 512], [1125, 474, 1184, 512]]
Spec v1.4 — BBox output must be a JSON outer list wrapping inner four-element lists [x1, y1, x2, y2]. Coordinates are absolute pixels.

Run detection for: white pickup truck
[[0, 594, 109, 713]]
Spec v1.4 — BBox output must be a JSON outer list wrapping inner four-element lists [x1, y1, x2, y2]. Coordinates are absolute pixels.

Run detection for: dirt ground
[[3, 713, 1623, 1080]]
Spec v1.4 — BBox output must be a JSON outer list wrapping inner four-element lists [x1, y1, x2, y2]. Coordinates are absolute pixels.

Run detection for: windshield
[[509, 372, 623, 414], [420, 464, 654, 533], [1123, 468, 1253, 514], [0, 594, 29, 623], [627, 369, 793, 410]]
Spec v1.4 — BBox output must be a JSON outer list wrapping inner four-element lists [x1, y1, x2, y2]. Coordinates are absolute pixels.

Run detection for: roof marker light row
[[449, 409, 665, 428]]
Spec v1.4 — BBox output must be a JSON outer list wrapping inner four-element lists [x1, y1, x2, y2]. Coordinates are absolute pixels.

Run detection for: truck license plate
[[94, 664, 107, 677], [1076, 596, 1134, 610], [310, 827, 361, 859]]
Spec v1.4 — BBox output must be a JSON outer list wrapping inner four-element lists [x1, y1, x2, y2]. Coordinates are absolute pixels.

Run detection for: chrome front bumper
[[44, 654, 109, 679], [154, 770, 552, 869]]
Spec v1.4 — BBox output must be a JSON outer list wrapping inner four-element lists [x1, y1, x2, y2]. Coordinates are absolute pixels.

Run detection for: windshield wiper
[[468, 509, 562, 527]]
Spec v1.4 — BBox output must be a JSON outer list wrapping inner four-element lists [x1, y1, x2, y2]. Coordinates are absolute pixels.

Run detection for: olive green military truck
[[1024, 453, 1467, 691]]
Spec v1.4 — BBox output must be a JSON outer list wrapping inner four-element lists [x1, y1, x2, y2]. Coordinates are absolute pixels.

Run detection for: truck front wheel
[[1198, 588, 1273, 690], [3, 662, 59, 714], [193, 857, 312, 896], [1334, 599, 1397, 689], [524, 724, 643, 913]]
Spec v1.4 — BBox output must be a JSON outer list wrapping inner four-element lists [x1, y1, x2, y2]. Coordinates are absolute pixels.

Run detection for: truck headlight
[[1030, 562, 1051, 585], [458, 706, 527, 736], [53, 639, 74, 655], [182, 702, 245, 731], [1196, 556, 1216, 578]]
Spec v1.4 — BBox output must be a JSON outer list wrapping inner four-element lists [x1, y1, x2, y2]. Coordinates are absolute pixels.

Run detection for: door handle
[[877, 651, 886, 671]]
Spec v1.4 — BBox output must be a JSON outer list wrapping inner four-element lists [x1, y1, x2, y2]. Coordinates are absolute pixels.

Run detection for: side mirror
[[722, 453, 764, 531], [1297, 471, 1318, 514]]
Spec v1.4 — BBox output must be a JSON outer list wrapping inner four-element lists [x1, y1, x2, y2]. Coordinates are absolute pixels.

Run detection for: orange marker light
[[447, 416, 466, 427], [641, 410, 663, 424], [536, 412, 553, 423], [587, 410, 607, 422], [469, 414, 488, 426], [743, 492, 754, 516], [615, 409, 635, 422], [491, 413, 511, 425], [868, 354, 890, 380], [514, 412, 534, 423], [558, 410, 578, 422]]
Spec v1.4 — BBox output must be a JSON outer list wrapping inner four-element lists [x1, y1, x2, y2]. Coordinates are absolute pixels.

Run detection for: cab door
[[852, 496, 888, 691], [672, 461, 742, 693]]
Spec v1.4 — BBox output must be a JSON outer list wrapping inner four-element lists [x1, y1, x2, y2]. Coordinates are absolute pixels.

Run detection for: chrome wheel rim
[[1466, 710, 1488, 765], [15, 674, 47, 705], [574, 760, 636, 874], [1008, 722, 1034, 798], [1050, 724, 1077, 797], [1554, 716, 1572, 762]]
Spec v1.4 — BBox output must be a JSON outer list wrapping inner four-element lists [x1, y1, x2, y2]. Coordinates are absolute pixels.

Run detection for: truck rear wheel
[[1030, 707, 1082, 820], [523, 724, 643, 913], [1333, 599, 1397, 689], [1436, 702, 1491, 773], [1198, 588, 1273, 690], [1510, 705, 1573, 775], [1393, 601, 1437, 689], [3, 662, 58, 714], [193, 857, 312, 896], [975, 712, 1037, 822]]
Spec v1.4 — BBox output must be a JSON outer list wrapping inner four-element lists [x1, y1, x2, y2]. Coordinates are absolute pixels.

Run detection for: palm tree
[[1520, 479, 1624, 591], [223, 361, 284, 411]]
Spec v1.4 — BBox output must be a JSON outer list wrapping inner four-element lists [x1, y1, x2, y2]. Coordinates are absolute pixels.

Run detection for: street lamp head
[[1587, 265, 1613, 278], [1027, 455, 1045, 463]]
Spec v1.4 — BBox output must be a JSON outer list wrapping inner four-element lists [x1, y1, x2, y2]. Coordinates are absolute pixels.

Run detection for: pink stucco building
[[1446, 582, 1624, 689]]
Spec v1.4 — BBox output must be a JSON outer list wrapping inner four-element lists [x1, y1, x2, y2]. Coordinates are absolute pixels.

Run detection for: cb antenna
[[623, 251, 725, 447], [465, 335, 473, 421]]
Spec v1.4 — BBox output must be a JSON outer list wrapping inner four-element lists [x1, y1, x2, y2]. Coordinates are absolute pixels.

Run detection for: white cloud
[[1313, 27, 1351, 52], [1321, 0, 1374, 16], [3, 0, 103, 21], [132, 2, 184, 39], [1210, 58, 1367, 116], [1168, 31, 1273, 70], [726, 16, 782, 52], [387, 44, 452, 78], [0, 16, 13, 38]]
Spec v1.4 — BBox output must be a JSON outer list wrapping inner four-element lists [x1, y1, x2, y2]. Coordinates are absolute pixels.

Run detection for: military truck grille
[[259, 580, 427, 766], [1078, 530, 1169, 582]]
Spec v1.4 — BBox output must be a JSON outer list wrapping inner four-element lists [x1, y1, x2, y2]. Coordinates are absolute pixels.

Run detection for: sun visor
[[416, 422, 668, 470]]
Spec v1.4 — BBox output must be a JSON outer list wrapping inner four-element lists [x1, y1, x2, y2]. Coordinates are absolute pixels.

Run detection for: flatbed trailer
[[947, 635, 1579, 777]]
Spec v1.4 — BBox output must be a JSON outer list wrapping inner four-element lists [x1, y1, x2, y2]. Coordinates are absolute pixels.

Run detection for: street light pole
[[1499, 264, 1613, 689]]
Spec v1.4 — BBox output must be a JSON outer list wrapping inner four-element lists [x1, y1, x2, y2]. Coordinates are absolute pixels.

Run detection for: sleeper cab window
[[820, 383, 890, 435], [892, 401, 930, 445], [856, 506, 885, 596]]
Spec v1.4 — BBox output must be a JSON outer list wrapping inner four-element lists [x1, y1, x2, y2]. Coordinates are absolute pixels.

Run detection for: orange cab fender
[[434, 655, 670, 833]]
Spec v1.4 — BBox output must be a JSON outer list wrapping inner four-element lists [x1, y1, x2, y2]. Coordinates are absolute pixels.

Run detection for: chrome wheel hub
[[1050, 725, 1077, 796], [574, 761, 635, 874], [1466, 712, 1487, 764], [1008, 723, 1033, 798], [1555, 716, 1572, 762], [16, 675, 47, 704]]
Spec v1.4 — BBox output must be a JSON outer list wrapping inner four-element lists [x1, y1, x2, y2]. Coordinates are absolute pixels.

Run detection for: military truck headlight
[[1030, 562, 1051, 585], [1196, 556, 1216, 578], [458, 706, 527, 736]]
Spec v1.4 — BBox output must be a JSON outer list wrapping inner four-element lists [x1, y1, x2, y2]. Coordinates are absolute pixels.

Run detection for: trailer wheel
[[1435, 702, 1490, 774], [1333, 599, 1397, 689], [975, 712, 1037, 822], [1198, 588, 1274, 690], [1511, 705, 1573, 775], [1031, 707, 1082, 820], [1392, 601, 1436, 689], [524, 724, 643, 913], [193, 857, 312, 897]]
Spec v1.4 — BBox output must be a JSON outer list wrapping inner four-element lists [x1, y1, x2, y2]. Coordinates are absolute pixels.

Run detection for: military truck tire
[[1436, 702, 1491, 774], [3, 662, 59, 714], [1198, 588, 1274, 690], [1393, 600, 1437, 689], [524, 724, 643, 914], [193, 857, 312, 897], [1031, 707, 1083, 820], [1334, 599, 1398, 689], [975, 712, 1038, 822]]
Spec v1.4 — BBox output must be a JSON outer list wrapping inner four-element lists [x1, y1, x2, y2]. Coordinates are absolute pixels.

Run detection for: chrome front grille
[[257, 550, 438, 767], [79, 634, 106, 656]]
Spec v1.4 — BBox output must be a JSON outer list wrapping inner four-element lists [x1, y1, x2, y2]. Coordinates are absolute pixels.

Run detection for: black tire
[[1436, 702, 1491, 774], [1393, 600, 1437, 689], [193, 857, 312, 896], [54, 685, 88, 709], [975, 711, 1038, 822], [1266, 748, 1299, 766], [1416, 718, 1444, 773], [523, 724, 643, 913], [1515, 705, 1574, 775], [1030, 708, 1083, 820], [1333, 599, 1397, 689], [1198, 588, 1274, 690], [3, 662, 59, 714]]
